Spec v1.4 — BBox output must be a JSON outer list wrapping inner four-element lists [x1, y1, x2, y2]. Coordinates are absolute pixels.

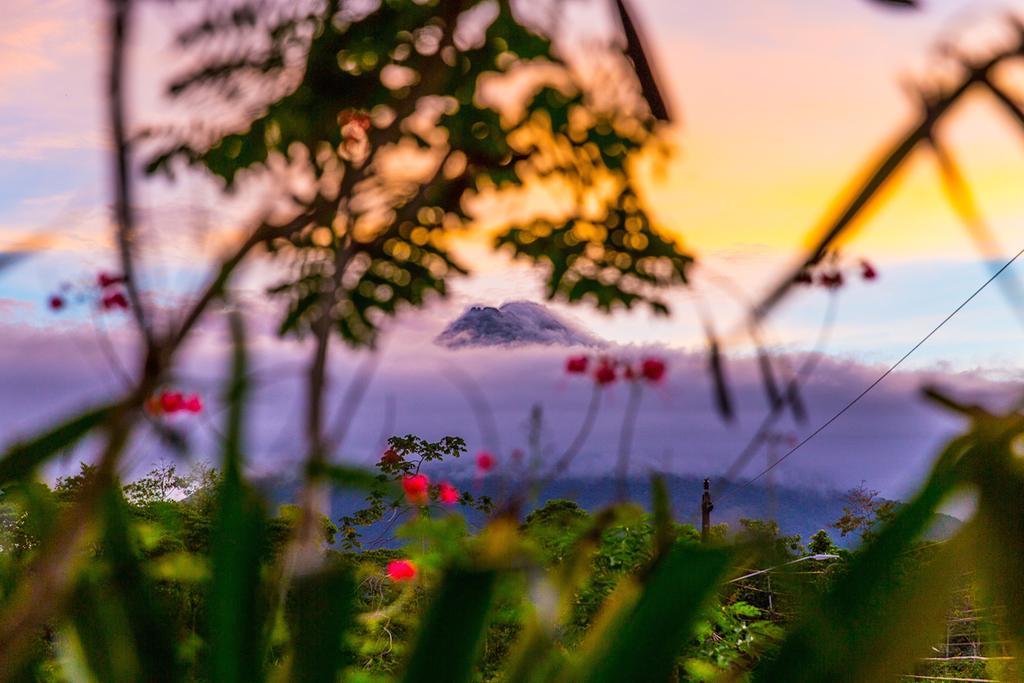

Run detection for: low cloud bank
[[0, 301, 1019, 500]]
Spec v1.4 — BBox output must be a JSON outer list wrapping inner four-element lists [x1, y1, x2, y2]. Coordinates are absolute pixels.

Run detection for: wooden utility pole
[[701, 478, 714, 543]]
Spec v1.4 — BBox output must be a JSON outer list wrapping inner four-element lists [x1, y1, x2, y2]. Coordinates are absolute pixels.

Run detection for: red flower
[[101, 291, 129, 311], [97, 272, 126, 289], [380, 448, 401, 466], [476, 451, 495, 473], [183, 394, 203, 413], [386, 559, 417, 582], [594, 361, 616, 386], [860, 259, 878, 281], [641, 357, 666, 382], [159, 391, 184, 414], [566, 355, 589, 374], [48, 295, 64, 311], [438, 482, 459, 505], [402, 474, 430, 505], [149, 391, 200, 416]]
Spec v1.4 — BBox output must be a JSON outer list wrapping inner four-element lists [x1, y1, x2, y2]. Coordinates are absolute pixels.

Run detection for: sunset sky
[[1, 0, 1023, 501]]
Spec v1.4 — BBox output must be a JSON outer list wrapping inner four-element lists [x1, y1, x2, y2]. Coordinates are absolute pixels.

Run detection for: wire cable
[[719, 245, 1024, 502]]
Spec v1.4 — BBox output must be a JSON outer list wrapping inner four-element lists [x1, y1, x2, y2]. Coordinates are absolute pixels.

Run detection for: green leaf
[[68, 488, 184, 683], [69, 572, 134, 683], [650, 473, 674, 557], [288, 565, 355, 683], [580, 543, 730, 683], [0, 404, 114, 486], [959, 412, 1024, 658], [400, 568, 498, 683], [206, 313, 269, 683], [97, 488, 185, 682]]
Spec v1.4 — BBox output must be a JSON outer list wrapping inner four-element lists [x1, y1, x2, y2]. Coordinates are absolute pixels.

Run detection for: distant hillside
[[256, 473, 961, 549], [435, 301, 600, 349]]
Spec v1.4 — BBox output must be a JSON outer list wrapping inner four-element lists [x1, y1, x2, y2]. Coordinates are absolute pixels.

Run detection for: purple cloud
[[0, 299, 1017, 504]]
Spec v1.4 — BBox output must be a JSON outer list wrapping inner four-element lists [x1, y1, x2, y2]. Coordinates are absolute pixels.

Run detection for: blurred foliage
[[337, 434, 492, 550], [6, 0, 1024, 681], [142, 0, 692, 346], [2, 386, 1022, 681]]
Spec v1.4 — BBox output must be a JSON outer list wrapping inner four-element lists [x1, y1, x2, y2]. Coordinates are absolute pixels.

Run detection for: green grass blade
[[650, 473, 674, 556], [69, 573, 133, 683], [400, 568, 498, 683], [97, 488, 185, 682], [67, 488, 184, 682], [580, 543, 731, 683], [206, 312, 269, 683], [288, 565, 355, 683], [0, 405, 114, 485], [962, 413, 1024, 664]]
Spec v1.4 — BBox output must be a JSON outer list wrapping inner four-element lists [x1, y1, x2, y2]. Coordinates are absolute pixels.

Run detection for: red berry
[[48, 295, 64, 311], [860, 260, 877, 281]]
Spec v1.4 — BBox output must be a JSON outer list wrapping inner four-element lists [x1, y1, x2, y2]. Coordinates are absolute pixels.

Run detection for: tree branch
[[749, 41, 1024, 326]]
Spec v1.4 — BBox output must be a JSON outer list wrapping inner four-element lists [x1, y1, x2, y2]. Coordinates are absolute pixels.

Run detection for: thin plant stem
[[615, 381, 644, 501]]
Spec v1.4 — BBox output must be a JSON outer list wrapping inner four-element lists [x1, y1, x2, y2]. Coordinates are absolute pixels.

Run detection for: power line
[[719, 245, 1024, 502]]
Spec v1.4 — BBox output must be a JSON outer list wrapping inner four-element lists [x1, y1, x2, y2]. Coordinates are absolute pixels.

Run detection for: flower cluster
[[47, 271, 130, 313], [401, 473, 430, 505], [565, 355, 667, 387], [400, 473, 462, 507], [146, 390, 203, 416], [98, 271, 129, 311], [794, 257, 878, 289]]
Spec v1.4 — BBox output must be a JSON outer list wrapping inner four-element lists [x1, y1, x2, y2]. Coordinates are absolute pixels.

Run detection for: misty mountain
[[255, 473, 961, 549], [434, 301, 601, 349]]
